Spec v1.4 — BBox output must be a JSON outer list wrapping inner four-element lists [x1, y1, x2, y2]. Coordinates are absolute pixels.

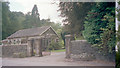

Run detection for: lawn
[[51, 49, 65, 52]]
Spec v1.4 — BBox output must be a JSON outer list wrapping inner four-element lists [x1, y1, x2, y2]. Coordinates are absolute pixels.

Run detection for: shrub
[[48, 41, 62, 50]]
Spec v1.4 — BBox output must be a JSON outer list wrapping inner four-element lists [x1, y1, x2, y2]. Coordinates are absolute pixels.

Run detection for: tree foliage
[[2, 2, 26, 40], [2, 2, 12, 39], [116, 1, 120, 68], [83, 2, 115, 54], [116, 25, 120, 68], [58, 2, 95, 37], [0, 2, 2, 42], [23, 5, 40, 28], [48, 40, 62, 50]]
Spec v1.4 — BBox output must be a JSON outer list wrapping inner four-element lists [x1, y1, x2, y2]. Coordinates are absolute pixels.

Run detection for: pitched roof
[[7, 26, 52, 38]]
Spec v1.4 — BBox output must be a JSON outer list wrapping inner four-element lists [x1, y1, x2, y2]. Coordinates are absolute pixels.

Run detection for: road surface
[[2, 52, 115, 66]]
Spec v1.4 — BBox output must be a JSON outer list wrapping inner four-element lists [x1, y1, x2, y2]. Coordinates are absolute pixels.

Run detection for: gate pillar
[[65, 35, 73, 59], [27, 39, 32, 57], [35, 38, 43, 57]]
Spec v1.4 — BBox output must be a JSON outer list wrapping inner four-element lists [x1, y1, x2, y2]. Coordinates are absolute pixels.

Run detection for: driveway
[[2, 52, 115, 66]]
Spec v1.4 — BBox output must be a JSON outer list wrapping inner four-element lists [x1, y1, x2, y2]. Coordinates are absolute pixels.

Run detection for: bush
[[48, 41, 62, 50]]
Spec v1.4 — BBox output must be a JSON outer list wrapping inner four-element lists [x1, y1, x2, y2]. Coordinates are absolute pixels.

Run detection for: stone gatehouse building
[[2, 26, 59, 45], [2, 26, 59, 56]]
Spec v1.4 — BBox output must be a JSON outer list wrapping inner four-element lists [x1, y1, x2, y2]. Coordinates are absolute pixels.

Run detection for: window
[[9, 40, 12, 44], [21, 39, 27, 44], [17, 39, 20, 44], [13, 40, 16, 44]]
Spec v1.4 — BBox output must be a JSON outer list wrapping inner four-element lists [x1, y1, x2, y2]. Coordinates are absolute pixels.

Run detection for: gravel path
[[2, 52, 115, 66]]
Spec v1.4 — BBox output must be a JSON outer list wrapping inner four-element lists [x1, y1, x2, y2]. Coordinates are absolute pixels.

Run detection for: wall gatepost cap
[[34, 38, 42, 40], [65, 35, 72, 38]]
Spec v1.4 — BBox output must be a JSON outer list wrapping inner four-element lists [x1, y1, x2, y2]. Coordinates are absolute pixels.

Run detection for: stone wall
[[69, 40, 115, 61], [2, 45, 27, 58], [65, 34, 115, 61], [70, 40, 96, 61]]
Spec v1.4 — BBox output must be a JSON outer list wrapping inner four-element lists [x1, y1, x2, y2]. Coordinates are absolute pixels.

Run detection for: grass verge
[[51, 49, 65, 52]]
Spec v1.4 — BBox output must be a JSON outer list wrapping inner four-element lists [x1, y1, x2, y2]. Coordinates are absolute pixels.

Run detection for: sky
[[8, 0, 63, 23]]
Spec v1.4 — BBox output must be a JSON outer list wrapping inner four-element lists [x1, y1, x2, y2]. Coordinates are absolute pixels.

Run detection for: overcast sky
[[8, 0, 63, 23]]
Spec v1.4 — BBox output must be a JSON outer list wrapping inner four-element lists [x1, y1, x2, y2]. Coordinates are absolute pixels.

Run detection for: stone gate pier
[[27, 38, 43, 57], [65, 35, 95, 60], [65, 35, 73, 59]]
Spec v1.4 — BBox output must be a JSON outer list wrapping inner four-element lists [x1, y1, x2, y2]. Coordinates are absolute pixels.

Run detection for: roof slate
[[8, 26, 51, 38]]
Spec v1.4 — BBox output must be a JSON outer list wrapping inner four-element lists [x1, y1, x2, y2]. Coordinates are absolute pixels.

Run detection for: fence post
[[65, 35, 72, 59]]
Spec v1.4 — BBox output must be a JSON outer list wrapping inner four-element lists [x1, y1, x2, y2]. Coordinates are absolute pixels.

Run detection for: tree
[[0, 2, 2, 41], [2, 2, 11, 39], [31, 4, 40, 27], [9, 12, 25, 33], [116, 25, 120, 68], [83, 2, 115, 54], [116, 1, 120, 68], [2, 2, 25, 40], [58, 2, 95, 37], [23, 4, 40, 28]]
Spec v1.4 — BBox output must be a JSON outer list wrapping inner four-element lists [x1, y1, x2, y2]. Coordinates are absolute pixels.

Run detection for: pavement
[[2, 52, 115, 66]]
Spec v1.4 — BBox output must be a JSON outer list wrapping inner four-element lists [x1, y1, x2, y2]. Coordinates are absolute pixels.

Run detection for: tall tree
[[0, 2, 2, 41], [58, 2, 95, 37], [31, 4, 40, 27], [2, 2, 25, 39], [2, 2, 11, 39], [23, 4, 40, 28]]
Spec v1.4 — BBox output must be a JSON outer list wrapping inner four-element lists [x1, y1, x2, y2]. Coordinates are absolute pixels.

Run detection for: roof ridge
[[18, 26, 50, 31]]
